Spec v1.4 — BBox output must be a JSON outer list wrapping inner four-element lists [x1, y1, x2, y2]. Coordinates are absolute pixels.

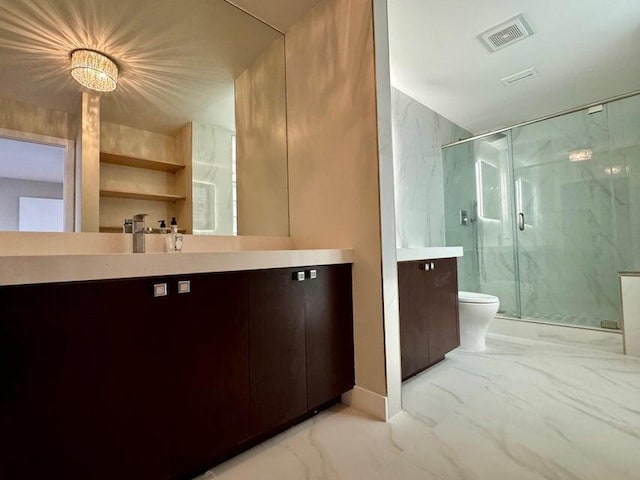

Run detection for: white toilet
[[458, 291, 500, 352]]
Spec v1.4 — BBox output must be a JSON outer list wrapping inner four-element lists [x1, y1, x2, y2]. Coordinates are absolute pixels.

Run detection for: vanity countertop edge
[[396, 247, 463, 262], [0, 249, 354, 286]]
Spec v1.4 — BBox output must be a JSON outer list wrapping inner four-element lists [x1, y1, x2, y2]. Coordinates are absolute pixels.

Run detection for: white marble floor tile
[[198, 335, 640, 480]]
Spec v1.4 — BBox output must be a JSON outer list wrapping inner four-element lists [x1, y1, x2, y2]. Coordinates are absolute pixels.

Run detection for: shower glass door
[[510, 108, 620, 328], [443, 134, 520, 317]]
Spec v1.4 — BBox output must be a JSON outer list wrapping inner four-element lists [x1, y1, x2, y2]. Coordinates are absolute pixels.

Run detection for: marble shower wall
[[192, 122, 234, 236], [442, 141, 481, 293], [443, 137, 519, 314], [443, 103, 636, 327], [511, 109, 620, 326], [391, 88, 470, 247], [607, 95, 640, 273], [474, 138, 519, 316]]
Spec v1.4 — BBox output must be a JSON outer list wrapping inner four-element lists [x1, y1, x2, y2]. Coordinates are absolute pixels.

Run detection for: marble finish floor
[[198, 334, 640, 480]]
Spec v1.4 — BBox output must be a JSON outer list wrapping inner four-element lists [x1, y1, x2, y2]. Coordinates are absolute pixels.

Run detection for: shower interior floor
[[498, 311, 619, 330], [490, 316, 623, 354]]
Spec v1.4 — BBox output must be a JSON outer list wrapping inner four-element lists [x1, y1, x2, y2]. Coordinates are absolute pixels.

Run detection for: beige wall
[[0, 97, 78, 140], [235, 37, 289, 236], [286, 0, 388, 399], [100, 122, 176, 163]]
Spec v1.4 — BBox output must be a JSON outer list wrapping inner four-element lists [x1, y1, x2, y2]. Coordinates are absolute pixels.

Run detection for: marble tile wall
[[391, 88, 470, 248]]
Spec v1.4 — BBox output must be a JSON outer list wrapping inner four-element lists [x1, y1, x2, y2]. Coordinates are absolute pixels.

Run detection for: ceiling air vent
[[479, 14, 533, 52], [501, 68, 538, 86]]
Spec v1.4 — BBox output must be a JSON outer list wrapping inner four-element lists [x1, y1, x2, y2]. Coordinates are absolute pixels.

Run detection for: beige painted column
[[175, 123, 193, 234], [286, 0, 390, 419], [75, 92, 100, 232]]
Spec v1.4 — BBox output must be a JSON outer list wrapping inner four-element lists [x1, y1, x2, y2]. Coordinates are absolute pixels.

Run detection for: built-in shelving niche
[[99, 152, 187, 233]]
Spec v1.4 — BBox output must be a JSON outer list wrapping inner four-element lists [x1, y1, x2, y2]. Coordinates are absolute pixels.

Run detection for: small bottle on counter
[[158, 220, 167, 234], [166, 217, 183, 252]]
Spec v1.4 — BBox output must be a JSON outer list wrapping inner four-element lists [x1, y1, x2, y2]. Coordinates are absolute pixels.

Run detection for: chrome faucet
[[132, 213, 148, 253]]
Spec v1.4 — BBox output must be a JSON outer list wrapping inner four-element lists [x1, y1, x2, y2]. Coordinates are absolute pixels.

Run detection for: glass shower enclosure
[[443, 95, 640, 329]]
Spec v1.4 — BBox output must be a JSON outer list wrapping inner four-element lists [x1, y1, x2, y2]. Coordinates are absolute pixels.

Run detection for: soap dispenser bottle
[[167, 217, 183, 252], [158, 219, 167, 234]]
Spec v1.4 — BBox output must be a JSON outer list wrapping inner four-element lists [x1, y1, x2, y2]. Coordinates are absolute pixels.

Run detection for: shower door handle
[[518, 213, 525, 231]]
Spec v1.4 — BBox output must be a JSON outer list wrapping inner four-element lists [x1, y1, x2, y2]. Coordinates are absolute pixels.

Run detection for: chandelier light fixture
[[70, 49, 118, 92]]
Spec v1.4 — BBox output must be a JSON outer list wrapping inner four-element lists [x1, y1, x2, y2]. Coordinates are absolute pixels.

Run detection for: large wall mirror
[[0, 0, 289, 236]]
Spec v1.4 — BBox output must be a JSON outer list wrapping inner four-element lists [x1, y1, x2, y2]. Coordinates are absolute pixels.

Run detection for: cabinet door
[[169, 272, 250, 479], [398, 261, 432, 380], [305, 265, 354, 410], [0, 281, 100, 479], [427, 258, 460, 363], [0, 278, 171, 480], [249, 268, 307, 435], [86, 277, 172, 480]]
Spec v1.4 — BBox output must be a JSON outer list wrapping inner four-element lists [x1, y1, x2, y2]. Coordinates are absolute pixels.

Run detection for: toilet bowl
[[458, 291, 500, 352]]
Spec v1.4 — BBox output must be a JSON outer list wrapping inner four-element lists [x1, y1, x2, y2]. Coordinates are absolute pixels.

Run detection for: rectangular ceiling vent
[[479, 14, 533, 52], [501, 68, 538, 86]]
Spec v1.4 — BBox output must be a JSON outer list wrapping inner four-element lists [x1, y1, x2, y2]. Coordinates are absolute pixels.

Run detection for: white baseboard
[[342, 386, 388, 421]]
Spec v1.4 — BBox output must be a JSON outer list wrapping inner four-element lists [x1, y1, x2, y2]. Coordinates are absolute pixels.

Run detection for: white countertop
[[396, 247, 463, 262], [0, 249, 354, 286]]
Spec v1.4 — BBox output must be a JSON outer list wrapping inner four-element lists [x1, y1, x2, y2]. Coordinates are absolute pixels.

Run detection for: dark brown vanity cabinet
[[399, 257, 460, 381], [305, 264, 355, 410], [248, 264, 354, 434], [0, 264, 354, 480], [0, 273, 250, 480], [0, 277, 174, 480], [248, 268, 308, 435], [169, 272, 250, 479]]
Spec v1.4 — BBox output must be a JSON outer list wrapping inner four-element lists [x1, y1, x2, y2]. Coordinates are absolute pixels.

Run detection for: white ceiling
[[227, 0, 323, 33], [0, 0, 282, 135], [388, 0, 640, 135], [0, 138, 64, 183]]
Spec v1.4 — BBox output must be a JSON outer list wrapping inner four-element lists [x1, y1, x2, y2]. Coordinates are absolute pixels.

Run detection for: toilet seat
[[459, 291, 499, 304]]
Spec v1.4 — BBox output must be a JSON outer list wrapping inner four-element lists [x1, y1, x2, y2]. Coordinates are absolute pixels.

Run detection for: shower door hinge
[[600, 320, 620, 330]]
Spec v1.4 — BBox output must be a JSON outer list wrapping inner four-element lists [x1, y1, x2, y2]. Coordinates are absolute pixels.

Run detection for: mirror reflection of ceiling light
[[70, 49, 118, 92], [605, 166, 622, 176], [569, 148, 592, 162]]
